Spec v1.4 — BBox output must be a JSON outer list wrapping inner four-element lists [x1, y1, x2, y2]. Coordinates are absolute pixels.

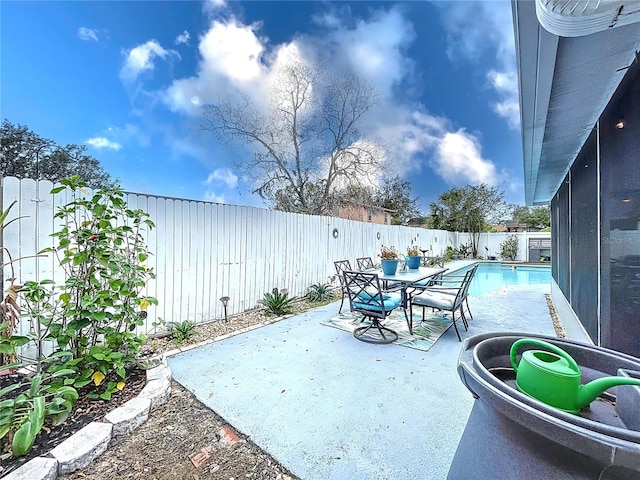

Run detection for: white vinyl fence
[[1, 177, 547, 335]]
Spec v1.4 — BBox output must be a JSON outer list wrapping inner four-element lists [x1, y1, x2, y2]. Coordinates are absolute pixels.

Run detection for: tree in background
[[200, 59, 385, 215], [375, 176, 421, 225], [499, 234, 520, 260], [511, 205, 551, 230], [427, 184, 509, 257], [0, 120, 114, 189]]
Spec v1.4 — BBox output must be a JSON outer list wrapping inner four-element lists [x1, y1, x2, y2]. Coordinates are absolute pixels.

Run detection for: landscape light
[[219, 296, 230, 322]]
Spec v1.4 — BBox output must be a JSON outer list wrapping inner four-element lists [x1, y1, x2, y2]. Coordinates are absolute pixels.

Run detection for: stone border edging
[[5, 313, 296, 480], [4, 363, 172, 480]]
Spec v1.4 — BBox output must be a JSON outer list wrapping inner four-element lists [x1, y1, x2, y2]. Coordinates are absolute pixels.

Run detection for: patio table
[[372, 266, 447, 333]]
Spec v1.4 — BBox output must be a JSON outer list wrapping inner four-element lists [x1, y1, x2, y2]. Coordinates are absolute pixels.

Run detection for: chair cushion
[[426, 286, 460, 295], [412, 291, 456, 310], [356, 287, 391, 302], [353, 293, 402, 312]]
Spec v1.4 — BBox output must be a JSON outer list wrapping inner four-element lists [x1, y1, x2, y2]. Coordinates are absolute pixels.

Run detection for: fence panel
[[1, 177, 549, 338]]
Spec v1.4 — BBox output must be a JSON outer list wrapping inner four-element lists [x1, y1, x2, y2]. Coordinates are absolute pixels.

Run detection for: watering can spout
[[576, 376, 640, 409]]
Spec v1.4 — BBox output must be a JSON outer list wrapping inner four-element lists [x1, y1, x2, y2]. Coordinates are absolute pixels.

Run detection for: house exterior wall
[[336, 204, 391, 225], [551, 63, 640, 357]]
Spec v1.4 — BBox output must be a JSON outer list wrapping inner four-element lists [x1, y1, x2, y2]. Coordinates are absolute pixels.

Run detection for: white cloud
[[434, 130, 497, 185], [203, 190, 225, 203], [107, 123, 151, 148], [164, 18, 266, 114], [439, 2, 520, 129], [86, 137, 122, 150], [370, 108, 509, 188], [319, 7, 415, 100], [205, 168, 238, 188], [203, 0, 227, 15], [175, 31, 190, 45], [120, 40, 174, 83], [77, 27, 98, 42], [487, 70, 520, 129], [160, 6, 507, 193], [199, 19, 264, 83]]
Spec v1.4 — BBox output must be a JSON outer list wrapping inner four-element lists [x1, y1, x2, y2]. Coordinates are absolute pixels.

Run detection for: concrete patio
[[168, 275, 557, 479]]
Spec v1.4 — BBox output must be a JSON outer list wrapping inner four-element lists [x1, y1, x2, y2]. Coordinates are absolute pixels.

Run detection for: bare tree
[[200, 60, 384, 214]]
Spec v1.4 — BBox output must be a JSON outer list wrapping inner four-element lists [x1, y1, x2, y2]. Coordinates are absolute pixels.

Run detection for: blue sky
[[1, 0, 523, 211]]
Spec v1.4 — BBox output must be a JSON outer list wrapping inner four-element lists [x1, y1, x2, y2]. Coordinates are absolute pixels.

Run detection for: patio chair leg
[[465, 298, 473, 320], [451, 312, 462, 341], [338, 292, 345, 314], [460, 308, 468, 330]]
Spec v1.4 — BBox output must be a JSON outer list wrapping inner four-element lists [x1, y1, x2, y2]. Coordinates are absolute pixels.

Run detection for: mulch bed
[[0, 368, 147, 477]]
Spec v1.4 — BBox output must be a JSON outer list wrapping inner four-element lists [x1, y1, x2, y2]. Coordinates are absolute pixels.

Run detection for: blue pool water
[[458, 262, 551, 296]]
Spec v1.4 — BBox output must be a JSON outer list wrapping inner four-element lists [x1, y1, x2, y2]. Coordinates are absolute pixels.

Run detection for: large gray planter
[[448, 333, 640, 480]]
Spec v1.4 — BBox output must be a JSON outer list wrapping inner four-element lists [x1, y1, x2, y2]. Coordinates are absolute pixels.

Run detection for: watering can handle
[[510, 339, 580, 373]]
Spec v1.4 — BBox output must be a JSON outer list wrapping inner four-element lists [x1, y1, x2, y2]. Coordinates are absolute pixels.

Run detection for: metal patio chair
[[356, 257, 375, 270], [334, 260, 353, 314], [425, 263, 478, 321], [409, 267, 476, 341], [342, 270, 403, 344]]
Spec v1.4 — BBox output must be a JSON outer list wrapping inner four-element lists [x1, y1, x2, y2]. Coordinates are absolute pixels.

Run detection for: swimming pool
[[454, 262, 551, 296]]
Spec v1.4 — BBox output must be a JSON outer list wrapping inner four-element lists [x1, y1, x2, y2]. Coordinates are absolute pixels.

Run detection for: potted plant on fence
[[380, 245, 399, 275], [406, 245, 422, 269]]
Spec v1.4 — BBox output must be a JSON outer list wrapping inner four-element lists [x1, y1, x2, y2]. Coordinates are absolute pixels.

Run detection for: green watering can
[[510, 338, 640, 414]]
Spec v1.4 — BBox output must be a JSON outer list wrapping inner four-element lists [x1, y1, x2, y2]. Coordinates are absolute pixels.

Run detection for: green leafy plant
[[444, 246, 457, 261], [260, 288, 294, 316], [306, 283, 333, 303], [406, 245, 421, 257], [0, 371, 78, 457], [30, 176, 158, 400], [500, 235, 520, 261], [457, 243, 470, 258], [169, 320, 196, 344]]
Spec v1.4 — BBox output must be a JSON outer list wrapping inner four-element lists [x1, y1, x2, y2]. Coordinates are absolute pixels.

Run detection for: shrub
[[169, 321, 196, 344], [500, 235, 520, 261], [445, 246, 457, 261], [24, 176, 158, 401], [306, 283, 333, 303], [260, 288, 293, 316]]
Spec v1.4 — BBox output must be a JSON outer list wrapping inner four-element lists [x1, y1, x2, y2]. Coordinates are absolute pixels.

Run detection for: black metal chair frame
[[409, 267, 476, 341], [334, 260, 352, 314], [343, 270, 400, 344], [426, 263, 478, 320], [356, 257, 375, 270]]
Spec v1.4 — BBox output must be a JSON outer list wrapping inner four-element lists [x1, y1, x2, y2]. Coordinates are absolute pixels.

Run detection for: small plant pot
[[381, 259, 398, 275]]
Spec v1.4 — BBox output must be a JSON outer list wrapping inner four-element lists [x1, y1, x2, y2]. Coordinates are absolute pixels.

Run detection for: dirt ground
[[60, 304, 314, 480], [3, 298, 325, 479], [62, 381, 297, 480]]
